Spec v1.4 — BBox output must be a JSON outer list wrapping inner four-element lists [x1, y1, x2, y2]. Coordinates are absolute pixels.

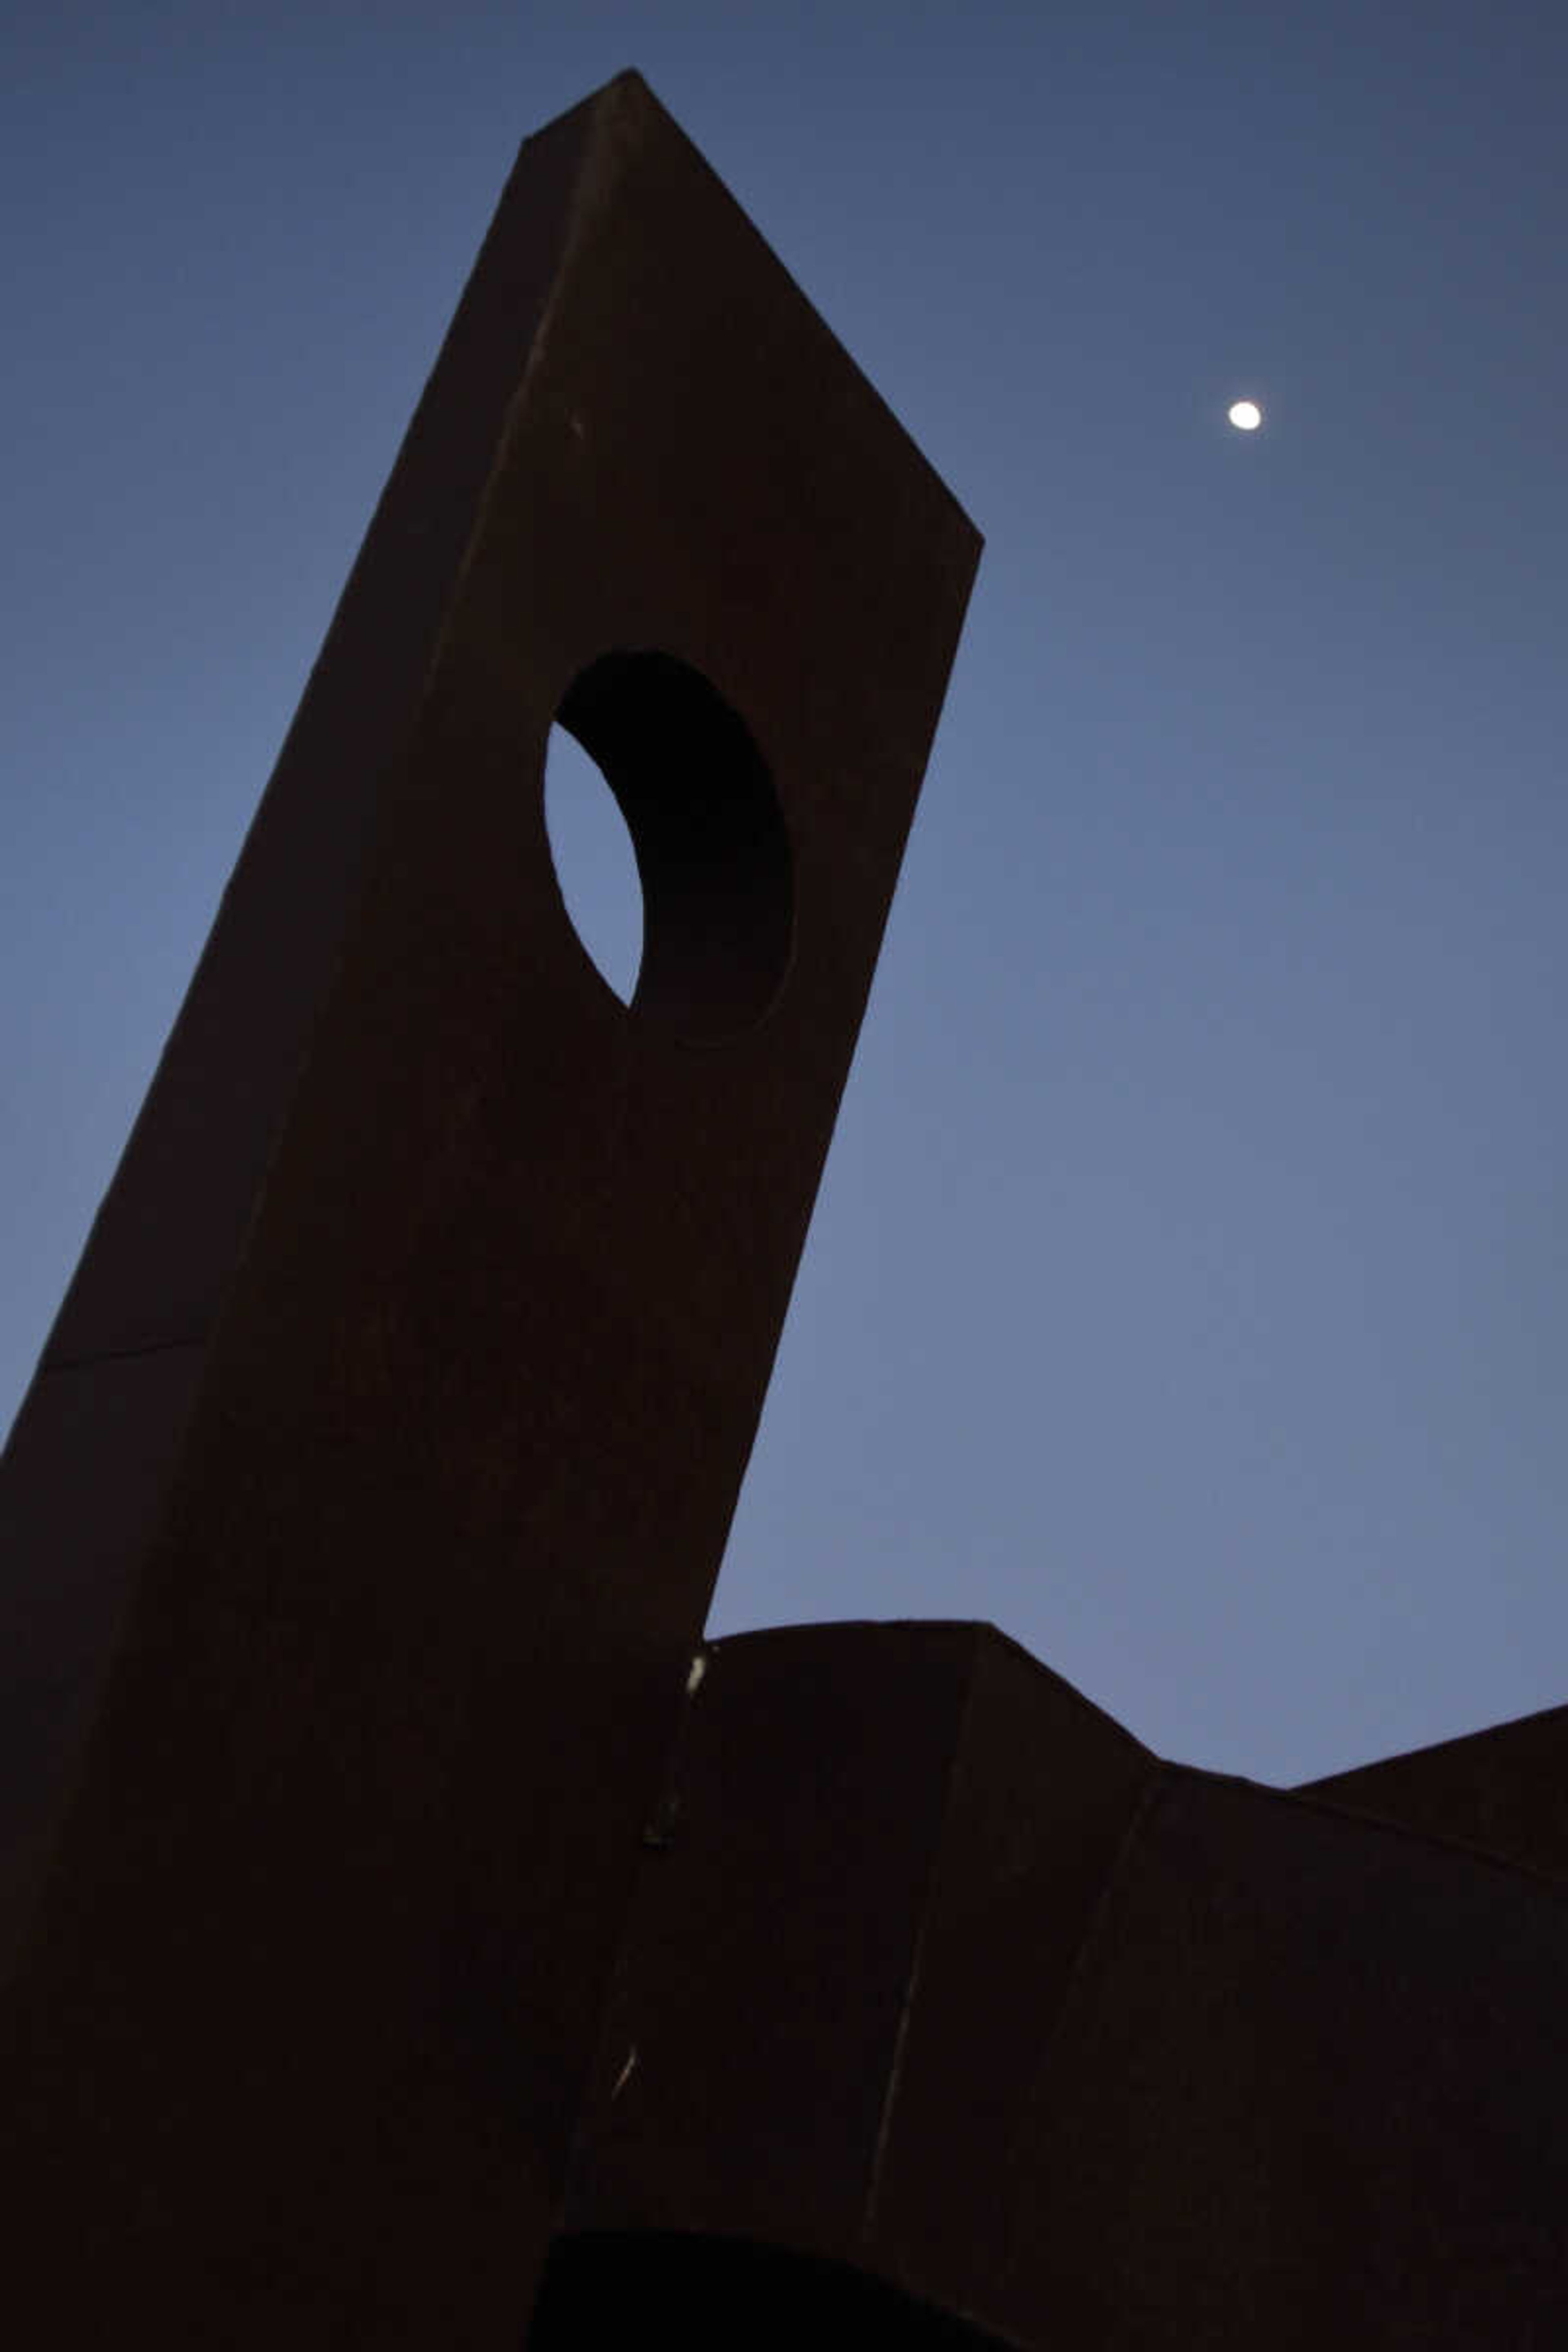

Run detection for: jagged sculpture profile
[[2, 71, 1564, 2349]]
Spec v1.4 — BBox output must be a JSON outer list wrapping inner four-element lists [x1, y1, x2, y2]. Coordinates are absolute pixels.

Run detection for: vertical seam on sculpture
[[860, 1631, 984, 2245], [991, 1761, 1167, 2297], [556, 1643, 711, 2221]]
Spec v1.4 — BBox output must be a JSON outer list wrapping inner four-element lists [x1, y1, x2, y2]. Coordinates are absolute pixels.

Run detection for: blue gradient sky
[[4, 3, 1565, 1781]]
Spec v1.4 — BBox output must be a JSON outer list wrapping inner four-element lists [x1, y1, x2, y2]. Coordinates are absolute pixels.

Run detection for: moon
[[1227, 399, 1263, 431]]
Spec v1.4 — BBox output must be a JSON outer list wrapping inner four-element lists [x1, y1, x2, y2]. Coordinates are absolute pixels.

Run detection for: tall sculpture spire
[[0, 72, 980, 2342]]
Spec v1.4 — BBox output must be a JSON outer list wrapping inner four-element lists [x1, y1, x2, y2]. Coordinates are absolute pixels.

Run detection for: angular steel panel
[[0, 75, 979, 2345]]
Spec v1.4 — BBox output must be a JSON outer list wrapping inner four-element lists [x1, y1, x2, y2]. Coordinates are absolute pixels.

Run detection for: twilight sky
[[4, 2, 1565, 1783]]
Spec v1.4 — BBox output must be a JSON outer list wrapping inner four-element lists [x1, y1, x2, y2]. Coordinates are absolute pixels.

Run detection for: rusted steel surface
[[1303, 1696, 1568, 1881], [569, 1621, 1568, 2347], [997, 1764, 1568, 2345], [570, 1623, 1151, 2290], [0, 75, 978, 2344]]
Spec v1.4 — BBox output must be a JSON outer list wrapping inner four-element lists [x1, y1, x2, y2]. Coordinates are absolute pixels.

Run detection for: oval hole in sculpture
[[549, 650, 794, 1040]]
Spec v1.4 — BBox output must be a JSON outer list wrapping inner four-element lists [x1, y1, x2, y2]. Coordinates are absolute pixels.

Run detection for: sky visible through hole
[[545, 724, 644, 1006], [2, 2, 1566, 1782]]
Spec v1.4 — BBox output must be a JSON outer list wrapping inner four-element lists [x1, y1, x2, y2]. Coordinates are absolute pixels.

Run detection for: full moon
[[1227, 399, 1263, 431]]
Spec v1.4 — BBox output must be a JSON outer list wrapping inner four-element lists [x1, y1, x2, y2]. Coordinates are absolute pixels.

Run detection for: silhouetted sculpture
[[2, 71, 1564, 2351]]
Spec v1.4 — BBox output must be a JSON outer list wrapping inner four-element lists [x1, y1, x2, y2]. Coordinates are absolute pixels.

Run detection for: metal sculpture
[[4, 69, 1563, 2351]]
